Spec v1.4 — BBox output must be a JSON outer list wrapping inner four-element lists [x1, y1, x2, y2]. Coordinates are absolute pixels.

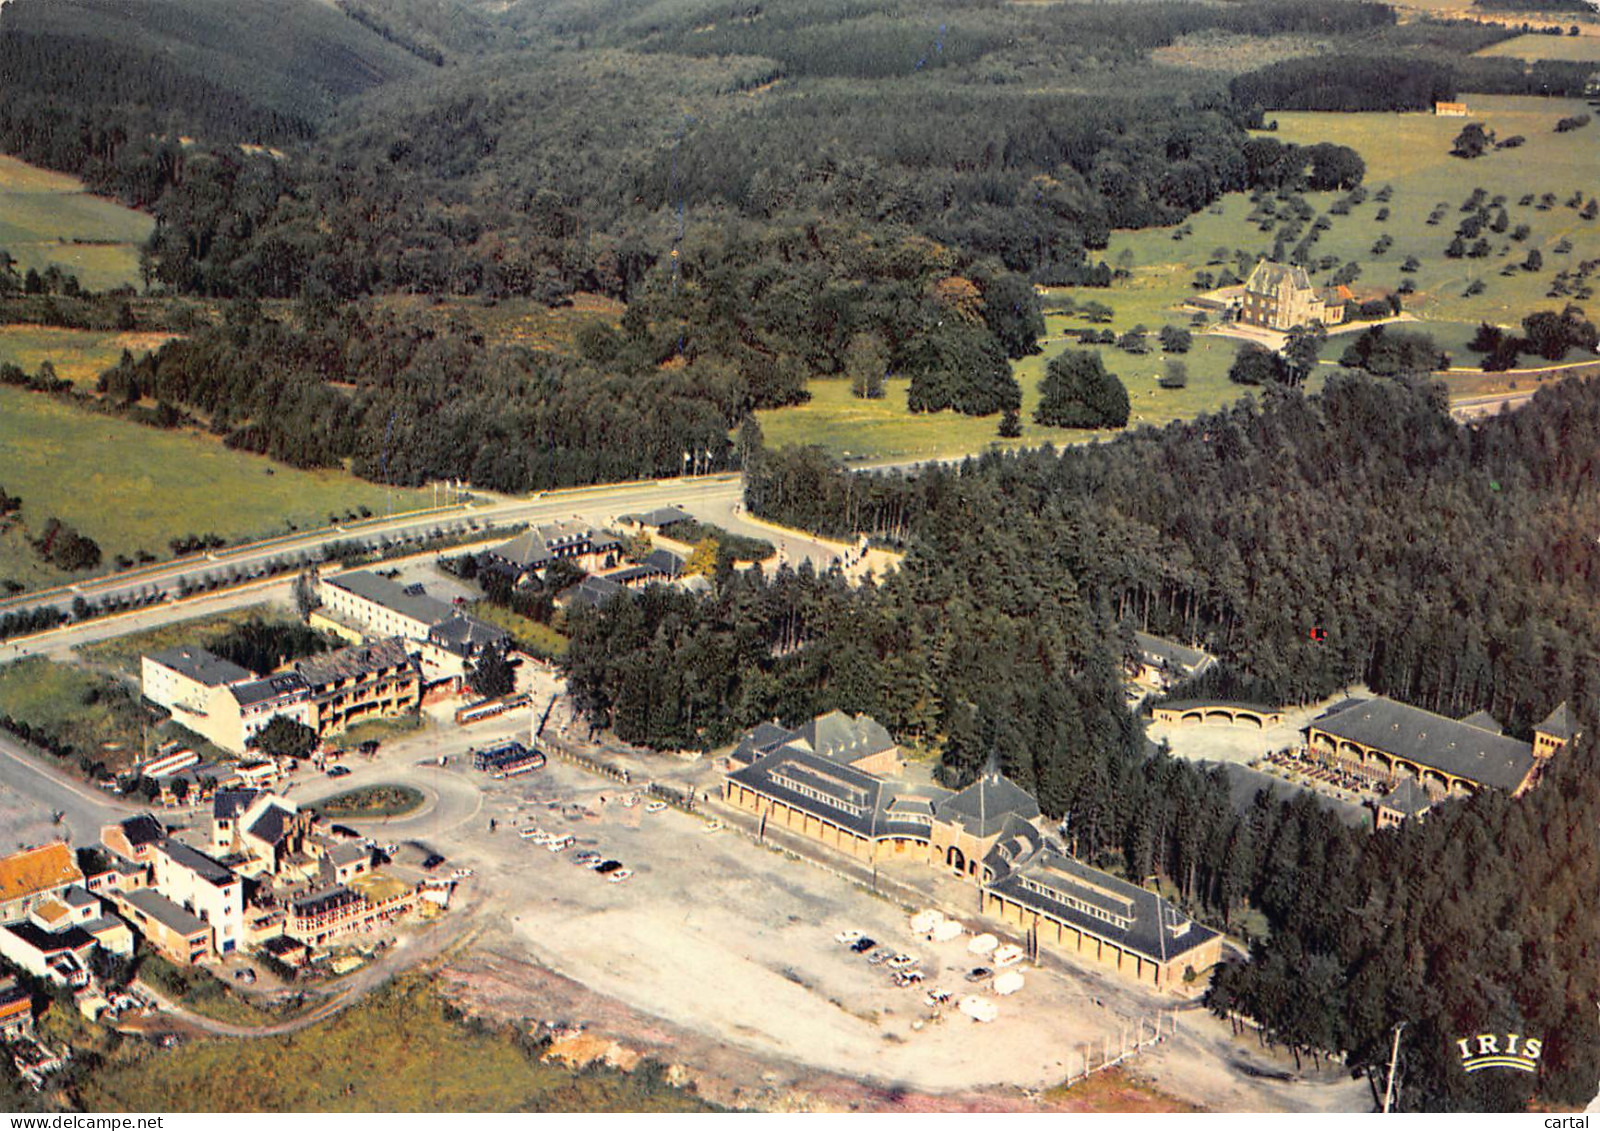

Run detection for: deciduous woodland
[[569, 375, 1600, 1109]]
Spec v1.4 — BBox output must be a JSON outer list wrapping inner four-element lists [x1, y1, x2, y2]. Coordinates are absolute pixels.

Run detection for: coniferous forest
[[567, 374, 1600, 1110]]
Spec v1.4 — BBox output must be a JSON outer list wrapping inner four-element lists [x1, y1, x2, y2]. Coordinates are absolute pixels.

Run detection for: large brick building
[[723, 715, 1221, 992]]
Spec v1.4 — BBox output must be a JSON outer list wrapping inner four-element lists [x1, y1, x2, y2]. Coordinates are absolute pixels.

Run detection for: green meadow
[[0, 155, 151, 292], [0, 386, 423, 592], [1474, 34, 1600, 63], [755, 95, 1598, 461]]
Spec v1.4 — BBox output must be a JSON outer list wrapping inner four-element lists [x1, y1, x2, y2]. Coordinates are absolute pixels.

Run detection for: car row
[[521, 828, 632, 882]]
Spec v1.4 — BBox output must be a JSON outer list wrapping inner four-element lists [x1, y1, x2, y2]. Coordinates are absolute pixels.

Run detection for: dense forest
[[565, 373, 1600, 1108]]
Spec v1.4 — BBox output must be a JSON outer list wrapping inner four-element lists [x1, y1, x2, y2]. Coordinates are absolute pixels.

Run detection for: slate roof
[[1537, 701, 1578, 741], [230, 672, 308, 708], [295, 637, 416, 687], [327, 842, 369, 868], [1246, 259, 1315, 298], [620, 506, 694, 530], [260, 934, 307, 957], [792, 711, 898, 766], [936, 774, 1042, 839], [324, 571, 453, 627], [727, 746, 951, 841], [0, 843, 83, 906], [1378, 778, 1435, 819], [1133, 632, 1215, 674], [60, 886, 96, 910], [146, 646, 254, 688], [489, 521, 603, 570], [214, 788, 260, 822], [247, 804, 295, 847], [610, 549, 686, 587], [987, 850, 1220, 966], [561, 575, 625, 611], [729, 721, 796, 768], [1458, 709, 1503, 734], [120, 888, 207, 938], [118, 814, 165, 849], [1310, 697, 1537, 791], [155, 839, 237, 887], [428, 614, 509, 655], [292, 887, 363, 918]]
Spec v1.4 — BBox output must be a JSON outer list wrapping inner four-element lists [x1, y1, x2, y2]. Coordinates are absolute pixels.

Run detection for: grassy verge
[[0, 326, 179, 387], [79, 975, 714, 1112], [0, 656, 149, 775], [662, 519, 774, 562], [468, 601, 570, 659], [136, 954, 304, 1029], [1043, 1066, 1200, 1113], [313, 784, 426, 819], [0, 384, 424, 593], [334, 714, 425, 748]]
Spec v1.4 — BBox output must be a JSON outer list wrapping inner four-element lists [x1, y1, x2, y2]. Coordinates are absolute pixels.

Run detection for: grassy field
[[313, 784, 426, 819], [0, 657, 146, 771], [1474, 33, 1600, 61], [756, 95, 1598, 461], [138, 954, 306, 1029], [79, 975, 713, 1112], [469, 601, 570, 659], [0, 386, 424, 592], [0, 156, 152, 292], [0, 325, 178, 386]]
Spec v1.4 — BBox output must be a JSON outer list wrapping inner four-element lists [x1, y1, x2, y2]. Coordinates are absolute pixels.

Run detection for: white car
[[547, 836, 574, 852], [888, 954, 919, 971], [834, 929, 864, 945], [701, 820, 723, 834], [645, 801, 668, 815], [607, 868, 633, 883], [451, 868, 474, 880], [518, 827, 544, 840]]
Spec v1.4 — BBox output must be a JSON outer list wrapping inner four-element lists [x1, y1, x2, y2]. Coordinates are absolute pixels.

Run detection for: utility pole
[[1382, 1022, 1406, 1113]]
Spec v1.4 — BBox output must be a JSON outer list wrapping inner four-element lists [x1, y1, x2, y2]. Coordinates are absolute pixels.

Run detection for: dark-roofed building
[[618, 506, 694, 533], [1372, 778, 1435, 830], [114, 888, 209, 966], [723, 743, 1221, 993], [428, 614, 509, 660], [143, 646, 253, 701], [294, 637, 421, 735], [101, 814, 166, 865], [984, 850, 1223, 990], [1534, 701, 1579, 761], [236, 794, 312, 876], [1306, 695, 1575, 798], [0, 920, 95, 987], [484, 521, 622, 584], [1131, 632, 1217, 690], [318, 570, 455, 642], [610, 549, 687, 589], [1240, 260, 1347, 331], [557, 574, 626, 612], [727, 710, 902, 775], [150, 839, 244, 956], [142, 646, 314, 757]]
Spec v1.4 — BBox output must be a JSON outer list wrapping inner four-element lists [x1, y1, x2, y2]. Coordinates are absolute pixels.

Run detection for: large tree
[[1034, 350, 1129, 428]]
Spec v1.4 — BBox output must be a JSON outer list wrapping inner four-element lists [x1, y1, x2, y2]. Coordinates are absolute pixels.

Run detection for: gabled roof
[[119, 814, 165, 848], [489, 520, 602, 569], [936, 774, 1042, 838], [1536, 701, 1578, 741], [1245, 259, 1314, 298], [1458, 709, 1503, 735], [214, 788, 260, 822], [247, 804, 296, 847], [1310, 697, 1537, 791], [792, 711, 897, 766], [1378, 778, 1434, 818], [620, 506, 693, 529], [561, 575, 625, 610], [146, 645, 255, 687], [728, 744, 951, 841], [988, 850, 1219, 966], [0, 843, 83, 906], [428, 614, 508, 655], [323, 571, 454, 627], [1133, 631, 1215, 673]]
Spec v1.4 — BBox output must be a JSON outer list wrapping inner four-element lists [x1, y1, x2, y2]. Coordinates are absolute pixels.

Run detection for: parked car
[[594, 859, 623, 874], [888, 954, 919, 971], [923, 989, 953, 1007], [451, 868, 474, 880], [607, 869, 633, 883], [546, 836, 574, 852], [645, 801, 668, 815], [421, 853, 446, 871], [701, 820, 723, 834], [867, 949, 893, 967], [964, 966, 993, 983], [326, 765, 351, 778], [584, 857, 609, 871], [850, 937, 877, 954], [893, 969, 924, 986], [834, 929, 864, 945]]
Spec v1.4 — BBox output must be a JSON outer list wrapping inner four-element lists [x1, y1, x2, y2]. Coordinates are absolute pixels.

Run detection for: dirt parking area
[[440, 760, 1131, 1094]]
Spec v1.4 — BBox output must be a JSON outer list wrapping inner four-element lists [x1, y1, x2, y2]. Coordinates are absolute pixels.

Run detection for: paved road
[[1449, 389, 1536, 422], [0, 731, 128, 845]]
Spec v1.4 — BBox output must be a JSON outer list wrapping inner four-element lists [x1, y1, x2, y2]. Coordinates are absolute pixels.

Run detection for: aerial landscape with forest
[[0, 0, 1596, 1118]]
